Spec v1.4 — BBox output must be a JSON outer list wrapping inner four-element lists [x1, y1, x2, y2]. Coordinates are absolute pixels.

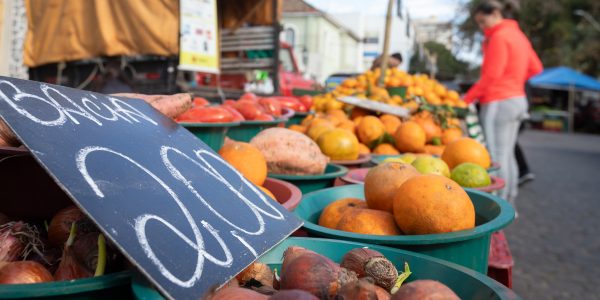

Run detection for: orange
[[394, 121, 426, 153], [380, 114, 402, 135], [357, 116, 386, 144], [373, 143, 400, 155], [337, 120, 356, 134], [350, 107, 370, 120], [258, 186, 277, 201], [392, 175, 475, 234], [288, 124, 307, 134], [424, 145, 445, 156], [441, 138, 491, 169], [326, 109, 348, 120], [336, 208, 402, 235], [411, 111, 442, 142], [441, 127, 463, 145], [364, 162, 420, 213], [300, 114, 315, 127], [358, 143, 371, 155], [219, 141, 267, 186], [317, 128, 360, 160], [447, 90, 460, 101], [318, 198, 368, 229], [307, 122, 334, 140]]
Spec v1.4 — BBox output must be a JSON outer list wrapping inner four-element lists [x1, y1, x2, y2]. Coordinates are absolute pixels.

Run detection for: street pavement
[[504, 130, 600, 299]]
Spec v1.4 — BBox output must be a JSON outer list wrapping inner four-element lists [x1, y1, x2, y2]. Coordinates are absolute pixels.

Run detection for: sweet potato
[[112, 93, 192, 119], [250, 128, 328, 175]]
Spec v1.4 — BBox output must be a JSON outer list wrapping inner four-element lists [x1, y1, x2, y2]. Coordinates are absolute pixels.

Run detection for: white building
[[329, 2, 416, 72], [413, 16, 453, 50], [282, 0, 363, 83]]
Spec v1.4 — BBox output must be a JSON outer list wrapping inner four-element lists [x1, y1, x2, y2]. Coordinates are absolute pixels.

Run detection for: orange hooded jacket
[[464, 19, 543, 104]]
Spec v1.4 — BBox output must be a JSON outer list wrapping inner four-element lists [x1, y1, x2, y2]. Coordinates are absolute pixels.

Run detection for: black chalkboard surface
[[0, 77, 302, 299]]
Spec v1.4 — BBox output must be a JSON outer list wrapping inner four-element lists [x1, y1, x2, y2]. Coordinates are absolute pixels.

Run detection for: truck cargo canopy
[[24, 0, 179, 67]]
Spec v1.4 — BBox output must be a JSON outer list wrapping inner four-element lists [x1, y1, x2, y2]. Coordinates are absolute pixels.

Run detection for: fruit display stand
[[285, 111, 314, 126], [131, 237, 521, 299], [269, 163, 349, 194], [263, 177, 303, 211], [179, 121, 240, 151], [295, 184, 515, 274]]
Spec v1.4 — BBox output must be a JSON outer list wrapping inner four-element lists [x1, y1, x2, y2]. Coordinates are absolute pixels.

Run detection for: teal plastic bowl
[[0, 271, 132, 299], [227, 119, 284, 142], [286, 111, 313, 126], [131, 237, 520, 300], [295, 184, 515, 273], [180, 122, 239, 152], [269, 164, 349, 194]]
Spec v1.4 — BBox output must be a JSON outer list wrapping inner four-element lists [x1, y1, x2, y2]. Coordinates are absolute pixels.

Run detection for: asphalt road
[[504, 130, 600, 299]]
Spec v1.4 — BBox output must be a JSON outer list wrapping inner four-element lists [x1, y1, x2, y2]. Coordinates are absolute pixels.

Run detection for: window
[[279, 48, 296, 73], [364, 37, 379, 44]]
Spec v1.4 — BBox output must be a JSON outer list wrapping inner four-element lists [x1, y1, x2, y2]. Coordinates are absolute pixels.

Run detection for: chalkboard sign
[[0, 77, 302, 299]]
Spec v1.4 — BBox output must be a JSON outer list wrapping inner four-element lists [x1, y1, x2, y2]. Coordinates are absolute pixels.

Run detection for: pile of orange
[[312, 69, 468, 113], [318, 162, 476, 236], [218, 141, 277, 201], [293, 108, 466, 158]]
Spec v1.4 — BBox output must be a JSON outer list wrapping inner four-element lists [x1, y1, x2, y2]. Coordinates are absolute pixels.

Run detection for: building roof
[[282, 0, 360, 42], [282, 0, 319, 13]]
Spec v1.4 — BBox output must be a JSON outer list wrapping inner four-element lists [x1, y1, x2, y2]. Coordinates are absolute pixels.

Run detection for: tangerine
[[357, 116, 386, 144], [336, 208, 401, 235], [317, 129, 360, 160], [441, 127, 463, 145], [392, 175, 475, 234], [364, 162, 420, 213], [318, 198, 368, 229], [441, 138, 491, 169], [373, 143, 400, 155], [394, 121, 426, 153], [219, 141, 268, 186], [380, 114, 402, 135]]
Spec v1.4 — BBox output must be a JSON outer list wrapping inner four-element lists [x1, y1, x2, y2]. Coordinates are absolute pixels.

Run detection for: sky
[[305, 0, 464, 21], [304, 0, 481, 64]]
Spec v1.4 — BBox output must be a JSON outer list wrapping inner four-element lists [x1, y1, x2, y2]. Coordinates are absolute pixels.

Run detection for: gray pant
[[480, 97, 529, 207]]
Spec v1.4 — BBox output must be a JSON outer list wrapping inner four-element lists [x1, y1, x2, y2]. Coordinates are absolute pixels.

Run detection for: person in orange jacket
[[464, 0, 543, 209]]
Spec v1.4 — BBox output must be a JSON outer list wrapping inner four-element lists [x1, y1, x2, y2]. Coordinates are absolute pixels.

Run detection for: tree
[[409, 41, 470, 81], [458, 0, 600, 77]]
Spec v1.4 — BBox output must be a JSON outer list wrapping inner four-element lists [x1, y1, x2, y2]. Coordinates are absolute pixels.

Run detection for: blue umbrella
[[529, 66, 600, 91]]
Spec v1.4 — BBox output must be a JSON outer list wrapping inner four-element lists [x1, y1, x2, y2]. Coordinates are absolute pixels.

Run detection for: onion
[[0, 222, 45, 262], [53, 223, 92, 281], [340, 248, 398, 291], [280, 252, 358, 299], [0, 261, 53, 284], [0, 212, 10, 225], [208, 286, 269, 300], [47, 206, 88, 248], [236, 262, 274, 288]]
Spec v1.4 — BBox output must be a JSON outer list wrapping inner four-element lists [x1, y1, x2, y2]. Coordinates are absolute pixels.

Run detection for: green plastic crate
[[0, 272, 132, 299], [180, 122, 239, 152], [131, 238, 520, 299], [386, 86, 407, 98], [226, 119, 284, 142], [295, 184, 515, 273], [269, 164, 349, 194]]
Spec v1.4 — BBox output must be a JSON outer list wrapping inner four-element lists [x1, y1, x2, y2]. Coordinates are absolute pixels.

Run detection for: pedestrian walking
[[463, 0, 543, 208]]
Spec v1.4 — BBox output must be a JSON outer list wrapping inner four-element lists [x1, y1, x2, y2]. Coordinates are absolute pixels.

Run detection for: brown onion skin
[[340, 248, 398, 291], [280, 252, 357, 299], [0, 225, 24, 262], [390, 280, 459, 300], [337, 279, 379, 300], [0, 261, 53, 284], [281, 246, 318, 275], [53, 246, 92, 281], [47, 206, 86, 248], [269, 289, 319, 300], [209, 286, 269, 300]]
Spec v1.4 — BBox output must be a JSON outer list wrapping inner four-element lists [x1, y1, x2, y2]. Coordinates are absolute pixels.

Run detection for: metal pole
[[378, 0, 395, 87], [272, 0, 280, 95], [568, 84, 575, 132]]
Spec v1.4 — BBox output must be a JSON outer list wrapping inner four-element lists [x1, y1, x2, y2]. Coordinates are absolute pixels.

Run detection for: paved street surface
[[505, 130, 600, 299]]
